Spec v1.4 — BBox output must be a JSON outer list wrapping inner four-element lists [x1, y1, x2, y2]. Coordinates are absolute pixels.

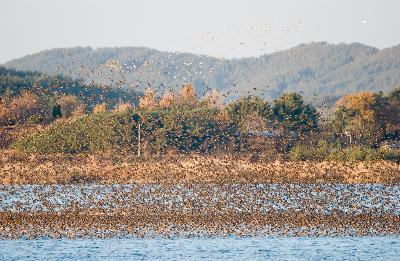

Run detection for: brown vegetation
[[114, 103, 134, 113], [139, 87, 156, 109], [58, 95, 85, 117], [92, 103, 107, 114], [8, 91, 46, 123], [0, 149, 399, 185]]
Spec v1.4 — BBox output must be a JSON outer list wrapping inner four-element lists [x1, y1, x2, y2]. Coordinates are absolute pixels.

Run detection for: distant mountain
[[4, 42, 400, 105]]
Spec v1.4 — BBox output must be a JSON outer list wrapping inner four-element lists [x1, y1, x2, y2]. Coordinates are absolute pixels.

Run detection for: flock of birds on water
[[1, 182, 399, 239], [0, 152, 399, 239]]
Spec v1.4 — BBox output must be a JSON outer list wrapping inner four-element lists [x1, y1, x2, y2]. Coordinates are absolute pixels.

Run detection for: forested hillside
[[0, 67, 141, 109], [4, 42, 400, 105]]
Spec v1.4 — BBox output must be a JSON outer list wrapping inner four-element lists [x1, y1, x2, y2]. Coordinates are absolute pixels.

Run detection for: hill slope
[[4, 42, 400, 104], [0, 67, 141, 109]]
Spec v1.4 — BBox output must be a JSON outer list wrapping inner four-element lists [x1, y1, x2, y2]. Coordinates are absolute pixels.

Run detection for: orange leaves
[[8, 91, 45, 123], [159, 91, 175, 108], [139, 87, 156, 110], [181, 83, 197, 104], [0, 100, 10, 125], [93, 103, 107, 114], [336, 92, 381, 124]]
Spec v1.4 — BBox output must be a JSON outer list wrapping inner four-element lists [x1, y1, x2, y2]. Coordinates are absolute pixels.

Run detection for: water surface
[[1, 236, 399, 260]]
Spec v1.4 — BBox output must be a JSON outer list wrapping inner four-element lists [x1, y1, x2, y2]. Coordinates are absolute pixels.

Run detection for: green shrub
[[151, 108, 239, 153], [341, 146, 379, 161], [379, 148, 400, 163], [290, 142, 386, 162], [13, 108, 243, 154], [27, 114, 44, 124], [289, 146, 311, 161], [289, 140, 329, 161], [13, 112, 135, 153]]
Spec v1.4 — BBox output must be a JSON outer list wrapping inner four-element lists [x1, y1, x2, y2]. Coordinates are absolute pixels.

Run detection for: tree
[[202, 89, 222, 109], [0, 99, 11, 126], [139, 87, 156, 110], [9, 91, 45, 124], [93, 103, 107, 114], [159, 109, 236, 153], [273, 93, 318, 133], [389, 86, 400, 103], [58, 95, 83, 117], [226, 96, 272, 131], [159, 90, 175, 108], [385, 87, 400, 137], [181, 83, 197, 104], [333, 92, 390, 146], [52, 103, 62, 118], [114, 103, 134, 113]]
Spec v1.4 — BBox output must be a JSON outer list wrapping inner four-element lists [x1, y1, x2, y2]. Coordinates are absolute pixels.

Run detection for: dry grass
[[1, 149, 400, 184]]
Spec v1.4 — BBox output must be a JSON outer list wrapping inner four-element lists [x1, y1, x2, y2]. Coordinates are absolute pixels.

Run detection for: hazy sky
[[1, 0, 399, 63]]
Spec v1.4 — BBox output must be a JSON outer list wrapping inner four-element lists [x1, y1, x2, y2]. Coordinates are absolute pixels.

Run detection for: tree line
[[0, 66, 141, 125], [11, 82, 400, 161]]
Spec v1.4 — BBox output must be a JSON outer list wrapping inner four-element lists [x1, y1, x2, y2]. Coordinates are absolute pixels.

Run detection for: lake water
[[1, 236, 400, 260]]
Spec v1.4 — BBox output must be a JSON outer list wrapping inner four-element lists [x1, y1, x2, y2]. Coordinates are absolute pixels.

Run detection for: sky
[[1, 0, 400, 63]]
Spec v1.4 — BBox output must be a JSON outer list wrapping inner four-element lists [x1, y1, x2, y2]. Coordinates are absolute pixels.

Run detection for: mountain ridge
[[4, 42, 400, 104]]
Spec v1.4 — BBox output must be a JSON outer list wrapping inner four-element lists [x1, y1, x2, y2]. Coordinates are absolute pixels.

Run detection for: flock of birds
[[1, 181, 399, 239], [61, 24, 286, 95], [173, 18, 368, 57], [2, 20, 391, 240], [0, 150, 399, 239], [49, 19, 370, 109]]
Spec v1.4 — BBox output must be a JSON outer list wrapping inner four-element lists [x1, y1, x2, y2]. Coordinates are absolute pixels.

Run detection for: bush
[[344, 146, 378, 161], [13, 112, 135, 153], [289, 142, 384, 162], [144, 108, 240, 154], [58, 95, 83, 117], [7, 91, 48, 124], [289, 140, 329, 161], [12, 108, 243, 155], [27, 114, 44, 124], [380, 148, 400, 163]]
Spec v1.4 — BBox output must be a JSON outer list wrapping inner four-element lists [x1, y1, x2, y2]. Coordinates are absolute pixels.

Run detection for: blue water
[[1, 237, 400, 260]]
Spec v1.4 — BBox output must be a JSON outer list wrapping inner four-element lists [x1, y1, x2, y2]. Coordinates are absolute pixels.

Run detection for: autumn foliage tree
[[159, 90, 175, 108], [58, 95, 85, 118], [139, 87, 156, 110], [93, 103, 107, 114], [333, 92, 390, 146], [8, 91, 46, 124], [114, 103, 134, 113], [0, 99, 10, 125], [180, 83, 197, 105], [202, 89, 223, 109]]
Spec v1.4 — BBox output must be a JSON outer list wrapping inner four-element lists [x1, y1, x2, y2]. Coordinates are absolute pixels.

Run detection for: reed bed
[[1, 150, 400, 185]]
